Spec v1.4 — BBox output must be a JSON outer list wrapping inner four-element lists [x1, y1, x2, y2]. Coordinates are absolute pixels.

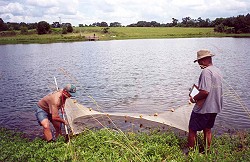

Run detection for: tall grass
[[1, 127, 249, 161]]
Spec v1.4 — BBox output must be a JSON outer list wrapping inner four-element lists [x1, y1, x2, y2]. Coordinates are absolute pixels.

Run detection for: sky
[[0, 0, 250, 26]]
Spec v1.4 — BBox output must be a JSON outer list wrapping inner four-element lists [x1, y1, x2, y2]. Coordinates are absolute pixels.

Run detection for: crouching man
[[34, 84, 76, 142]]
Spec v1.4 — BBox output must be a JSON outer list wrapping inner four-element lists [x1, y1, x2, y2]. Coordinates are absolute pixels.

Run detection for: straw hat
[[194, 49, 215, 63]]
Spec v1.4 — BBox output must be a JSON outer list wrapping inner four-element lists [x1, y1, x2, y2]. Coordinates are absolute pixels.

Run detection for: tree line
[[126, 14, 250, 33], [0, 13, 249, 35], [0, 20, 73, 35]]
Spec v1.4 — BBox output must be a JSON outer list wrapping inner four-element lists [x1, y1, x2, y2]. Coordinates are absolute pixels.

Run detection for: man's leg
[[203, 128, 212, 149], [40, 119, 53, 141], [188, 128, 197, 148], [203, 113, 217, 150]]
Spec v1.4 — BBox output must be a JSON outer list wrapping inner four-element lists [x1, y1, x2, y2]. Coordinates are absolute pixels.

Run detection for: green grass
[[1, 127, 249, 162], [1, 27, 250, 44], [107, 27, 215, 39]]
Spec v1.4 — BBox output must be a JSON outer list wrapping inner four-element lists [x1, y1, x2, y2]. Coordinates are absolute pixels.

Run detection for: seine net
[[64, 98, 193, 135]]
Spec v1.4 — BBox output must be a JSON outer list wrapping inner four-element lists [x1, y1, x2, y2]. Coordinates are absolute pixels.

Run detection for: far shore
[[1, 27, 250, 45]]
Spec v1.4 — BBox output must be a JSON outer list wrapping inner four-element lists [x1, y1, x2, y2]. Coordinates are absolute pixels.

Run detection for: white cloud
[[26, 0, 58, 8], [0, 0, 249, 26], [171, 0, 204, 7], [0, 2, 24, 15]]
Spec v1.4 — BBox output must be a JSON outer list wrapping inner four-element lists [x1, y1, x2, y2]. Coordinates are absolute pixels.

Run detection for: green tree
[[181, 17, 191, 27], [6, 22, 19, 30], [110, 22, 122, 27], [150, 21, 160, 27], [36, 21, 51, 35], [0, 18, 8, 31], [67, 25, 73, 33], [172, 18, 178, 26], [100, 22, 108, 27], [233, 15, 247, 33], [196, 17, 211, 27], [27, 23, 37, 30], [212, 18, 225, 26]]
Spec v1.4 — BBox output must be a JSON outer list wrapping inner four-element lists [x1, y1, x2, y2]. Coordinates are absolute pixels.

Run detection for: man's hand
[[189, 97, 196, 103], [64, 120, 69, 126]]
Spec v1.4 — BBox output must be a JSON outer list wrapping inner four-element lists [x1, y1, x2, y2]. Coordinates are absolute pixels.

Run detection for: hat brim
[[194, 54, 215, 63], [69, 92, 77, 97]]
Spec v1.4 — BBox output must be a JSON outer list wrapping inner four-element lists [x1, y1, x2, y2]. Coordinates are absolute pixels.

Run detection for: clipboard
[[189, 84, 199, 98]]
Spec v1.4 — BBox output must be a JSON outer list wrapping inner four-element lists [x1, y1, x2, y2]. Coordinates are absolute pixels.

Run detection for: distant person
[[188, 49, 223, 151], [33, 84, 77, 142]]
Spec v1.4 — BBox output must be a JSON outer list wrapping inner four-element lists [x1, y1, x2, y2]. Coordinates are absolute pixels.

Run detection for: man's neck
[[204, 62, 213, 67]]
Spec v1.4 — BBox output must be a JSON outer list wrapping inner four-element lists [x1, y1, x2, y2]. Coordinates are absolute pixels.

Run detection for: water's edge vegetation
[[1, 127, 249, 161], [1, 27, 250, 44]]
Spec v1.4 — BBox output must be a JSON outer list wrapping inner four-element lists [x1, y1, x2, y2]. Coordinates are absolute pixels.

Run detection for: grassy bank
[[1, 27, 250, 44], [1, 127, 249, 162]]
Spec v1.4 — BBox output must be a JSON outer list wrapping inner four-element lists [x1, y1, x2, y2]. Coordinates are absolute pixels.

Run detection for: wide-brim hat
[[194, 49, 215, 63], [63, 84, 77, 97]]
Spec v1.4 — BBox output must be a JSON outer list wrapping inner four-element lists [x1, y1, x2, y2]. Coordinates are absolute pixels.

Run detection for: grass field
[[106, 27, 215, 39], [1, 127, 249, 161], [1, 27, 250, 44]]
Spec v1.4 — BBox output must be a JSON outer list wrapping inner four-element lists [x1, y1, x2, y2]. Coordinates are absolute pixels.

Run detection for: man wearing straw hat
[[188, 49, 223, 151], [34, 84, 77, 142]]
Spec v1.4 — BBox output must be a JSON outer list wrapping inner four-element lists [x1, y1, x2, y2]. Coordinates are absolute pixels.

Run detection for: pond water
[[0, 37, 249, 138]]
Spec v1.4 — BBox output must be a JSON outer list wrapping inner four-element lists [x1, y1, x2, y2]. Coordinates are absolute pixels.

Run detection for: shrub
[[102, 27, 109, 33], [37, 21, 51, 35], [20, 26, 28, 35], [62, 27, 67, 34], [67, 25, 73, 33]]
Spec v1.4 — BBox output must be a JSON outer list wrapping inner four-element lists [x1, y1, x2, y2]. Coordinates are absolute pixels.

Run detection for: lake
[[0, 37, 249, 138]]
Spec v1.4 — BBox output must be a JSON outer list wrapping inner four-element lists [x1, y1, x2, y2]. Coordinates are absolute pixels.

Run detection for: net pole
[[54, 76, 69, 137]]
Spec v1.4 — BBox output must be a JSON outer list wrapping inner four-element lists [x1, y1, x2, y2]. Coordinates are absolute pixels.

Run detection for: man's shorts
[[33, 104, 52, 126], [189, 111, 217, 131]]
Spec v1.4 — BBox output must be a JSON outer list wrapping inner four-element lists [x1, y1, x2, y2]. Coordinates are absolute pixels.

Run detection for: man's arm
[[190, 90, 209, 108], [50, 104, 68, 125], [193, 90, 209, 102]]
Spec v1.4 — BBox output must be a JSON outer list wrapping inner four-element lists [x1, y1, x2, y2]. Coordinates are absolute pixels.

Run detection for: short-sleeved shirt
[[193, 65, 223, 114]]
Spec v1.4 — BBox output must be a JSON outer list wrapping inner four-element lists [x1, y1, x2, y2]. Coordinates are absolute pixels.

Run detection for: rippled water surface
[[0, 38, 249, 138]]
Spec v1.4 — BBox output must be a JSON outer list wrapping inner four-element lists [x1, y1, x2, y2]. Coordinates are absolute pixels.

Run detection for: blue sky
[[0, 0, 249, 26]]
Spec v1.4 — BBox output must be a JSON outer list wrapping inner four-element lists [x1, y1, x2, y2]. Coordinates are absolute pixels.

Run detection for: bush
[[20, 26, 28, 35], [214, 23, 225, 32], [102, 27, 110, 33], [37, 21, 51, 35], [62, 27, 67, 34], [67, 25, 73, 33]]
